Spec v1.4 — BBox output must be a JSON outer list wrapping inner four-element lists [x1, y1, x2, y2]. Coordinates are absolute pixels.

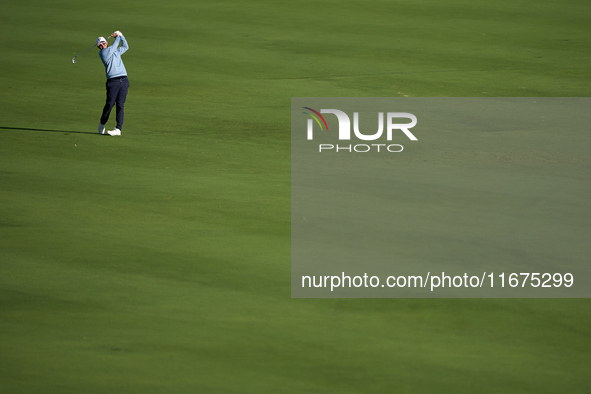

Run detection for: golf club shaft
[[73, 35, 112, 59]]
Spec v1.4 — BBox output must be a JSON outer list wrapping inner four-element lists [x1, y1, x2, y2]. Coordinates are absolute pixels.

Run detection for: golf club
[[71, 35, 112, 64]]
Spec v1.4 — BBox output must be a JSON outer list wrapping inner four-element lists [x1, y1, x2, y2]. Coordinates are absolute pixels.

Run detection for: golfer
[[97, 31, 129, 136]]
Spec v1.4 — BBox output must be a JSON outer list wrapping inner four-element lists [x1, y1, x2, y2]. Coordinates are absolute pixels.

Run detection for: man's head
[[96, 37, 108, 49]]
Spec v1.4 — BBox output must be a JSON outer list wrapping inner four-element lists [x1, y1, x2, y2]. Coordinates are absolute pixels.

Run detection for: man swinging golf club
[[97, 31, 129, 136]]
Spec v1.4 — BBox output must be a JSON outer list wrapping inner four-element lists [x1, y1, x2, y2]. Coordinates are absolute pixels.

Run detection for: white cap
[[96, 36, 107, 46]]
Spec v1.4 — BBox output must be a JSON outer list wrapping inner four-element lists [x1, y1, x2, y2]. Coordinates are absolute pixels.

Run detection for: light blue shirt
[[99, 35, 128, 79]]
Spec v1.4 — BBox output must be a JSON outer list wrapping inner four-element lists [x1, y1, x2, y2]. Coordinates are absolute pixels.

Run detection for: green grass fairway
[[1, 0, 590, 392]]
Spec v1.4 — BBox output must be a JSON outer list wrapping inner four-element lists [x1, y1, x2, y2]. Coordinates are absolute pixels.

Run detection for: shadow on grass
[[0, 126, 97, 135]]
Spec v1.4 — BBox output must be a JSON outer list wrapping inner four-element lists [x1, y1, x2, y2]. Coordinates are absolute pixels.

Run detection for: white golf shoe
[[98, 123, 106, 134], [107, 128, 121, 136]]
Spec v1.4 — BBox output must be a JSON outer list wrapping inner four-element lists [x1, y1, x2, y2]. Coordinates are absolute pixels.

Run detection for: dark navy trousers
[[100, 76, 129, 130]]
